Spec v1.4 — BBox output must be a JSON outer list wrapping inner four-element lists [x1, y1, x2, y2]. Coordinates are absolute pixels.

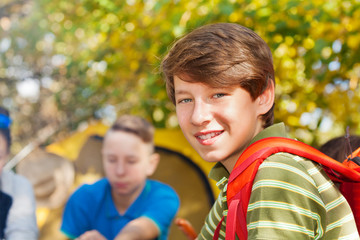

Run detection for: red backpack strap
[[344, 147, 360, 169], [226, 147, 270, 239], [230, 137, 360, 185], [342, 146, 360, 232], [213, 216, 224, 240], [213, 150, 265, 240], [226, 137, 360, 239]]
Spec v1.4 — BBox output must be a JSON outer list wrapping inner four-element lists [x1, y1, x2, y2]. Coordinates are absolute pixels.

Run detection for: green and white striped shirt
[[198, 123, 359, 240]]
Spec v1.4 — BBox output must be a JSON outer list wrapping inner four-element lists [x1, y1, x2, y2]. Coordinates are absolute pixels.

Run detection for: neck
[[221, 153, 239, 173], [222, 122, 265, 173], [111, 182, 146, 215]]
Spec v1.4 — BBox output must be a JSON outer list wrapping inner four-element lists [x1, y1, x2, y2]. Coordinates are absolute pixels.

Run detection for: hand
[[76, 230, 107, 240], [175, 218, 197, 240]]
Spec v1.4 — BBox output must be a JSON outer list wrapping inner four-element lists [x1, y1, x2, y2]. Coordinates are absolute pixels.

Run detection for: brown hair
[[319, 135, 360, 162], [110, 115, 154, 146], [161, 23, 275, 127]]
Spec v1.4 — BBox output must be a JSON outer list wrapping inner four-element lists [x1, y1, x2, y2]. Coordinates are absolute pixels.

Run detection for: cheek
[[103, 162, 113, 175], [130, 165, 148, 179], [176, 108, 189, 127], [224, 100, 254, 118]]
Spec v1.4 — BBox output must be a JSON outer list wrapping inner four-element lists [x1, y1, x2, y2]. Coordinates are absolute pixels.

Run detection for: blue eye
[[126, 157, 138, 164], [107, 158, 117, 163], [178, 98, 192, 104], [213, 93, 226, 98]]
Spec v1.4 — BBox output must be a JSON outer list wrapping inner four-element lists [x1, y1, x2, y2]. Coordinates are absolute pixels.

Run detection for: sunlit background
[[1, 0, 360, 151], [1, 0, 360, 239]]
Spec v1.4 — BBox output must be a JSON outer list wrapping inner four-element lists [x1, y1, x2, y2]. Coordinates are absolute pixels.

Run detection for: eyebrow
[[174, 89, 189, 95]]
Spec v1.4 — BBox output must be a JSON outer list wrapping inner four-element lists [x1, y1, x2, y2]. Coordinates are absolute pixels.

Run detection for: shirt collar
[[125, 181, 150, 219], [105, 180, 119, 218], [106, 180, 150, 219], [209, 162, 229, 183], [249, 122, 288, 144]]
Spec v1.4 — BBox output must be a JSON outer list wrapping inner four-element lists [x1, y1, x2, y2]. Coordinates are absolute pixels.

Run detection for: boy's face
[[174, 76, 269, 171], [102, 130, 158, 202]]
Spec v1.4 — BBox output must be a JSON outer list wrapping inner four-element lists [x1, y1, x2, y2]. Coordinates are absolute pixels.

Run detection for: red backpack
[[215, 137, 360, 240]]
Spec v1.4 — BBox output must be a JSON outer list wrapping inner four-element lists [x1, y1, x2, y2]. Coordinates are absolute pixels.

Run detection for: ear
[[256, 80, 275, 115], [146, 153, 160, 176]]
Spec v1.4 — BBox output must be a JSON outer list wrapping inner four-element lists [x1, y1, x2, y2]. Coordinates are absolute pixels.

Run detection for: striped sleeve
[[198, 178, 228, 240], [247, 153, 327, 239], [247, 152, 359, 240]]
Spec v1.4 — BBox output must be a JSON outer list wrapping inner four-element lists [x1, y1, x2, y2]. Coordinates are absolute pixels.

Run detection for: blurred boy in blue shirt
[[61, 115, 180, 240]]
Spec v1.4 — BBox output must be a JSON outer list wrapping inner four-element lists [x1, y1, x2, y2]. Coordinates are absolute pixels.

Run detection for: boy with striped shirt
[[161, 23, 359, 239]]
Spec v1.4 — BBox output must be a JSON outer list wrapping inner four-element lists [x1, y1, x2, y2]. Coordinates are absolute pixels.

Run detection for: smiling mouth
[[196, 131, 223, 140]]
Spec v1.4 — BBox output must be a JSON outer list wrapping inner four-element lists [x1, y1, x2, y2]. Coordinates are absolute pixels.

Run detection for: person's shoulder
[[2, 170, 33, 192], [148, 179, 173, 189], [265, 151, 318, 169], [79, 177, 107, 188], [259, 152, 321, 186], [147, 179, 179, 197], [142, 180, 180, 212], [2, 170, 29, 183], [71, 178, 108, 198]]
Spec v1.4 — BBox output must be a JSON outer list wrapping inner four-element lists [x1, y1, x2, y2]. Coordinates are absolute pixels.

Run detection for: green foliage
[[1, 0, 360, 151]]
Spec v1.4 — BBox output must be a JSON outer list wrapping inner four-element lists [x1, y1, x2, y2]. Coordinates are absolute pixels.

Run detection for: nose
[[115, 161, 126, 176], [191, 100, 212, 126]]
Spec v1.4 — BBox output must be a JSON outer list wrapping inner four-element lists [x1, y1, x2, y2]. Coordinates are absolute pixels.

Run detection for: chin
[[199, 152, 224, 163]]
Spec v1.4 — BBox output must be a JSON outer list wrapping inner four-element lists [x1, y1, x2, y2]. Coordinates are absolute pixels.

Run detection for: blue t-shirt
[[61, 178, 179, 240]]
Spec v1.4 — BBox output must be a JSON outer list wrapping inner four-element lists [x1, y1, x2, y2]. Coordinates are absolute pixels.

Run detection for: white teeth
[[197, 132, 220, 140]]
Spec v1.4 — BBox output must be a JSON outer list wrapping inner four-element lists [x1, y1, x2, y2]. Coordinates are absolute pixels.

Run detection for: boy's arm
[[114, 217, 159, 240], [75, 230, 106, 240]]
